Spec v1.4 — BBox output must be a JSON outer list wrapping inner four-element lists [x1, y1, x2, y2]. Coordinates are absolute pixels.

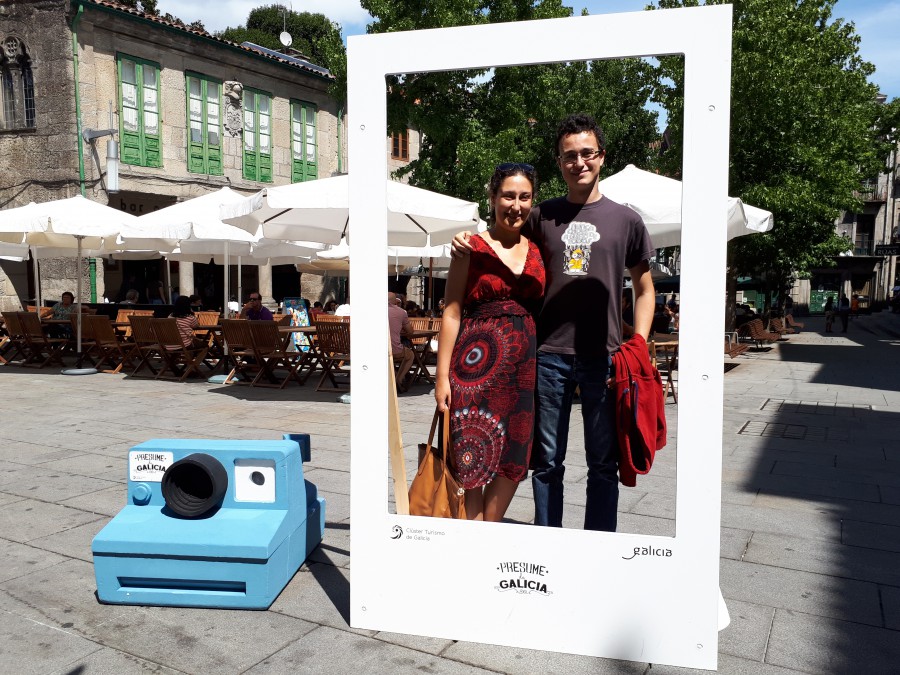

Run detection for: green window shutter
[[291, 101, 317, 183], [118, 55, 161, 168], [241, 89, 271, 183], [185, 74, 222, 175], [121, 129, 142, 165], [207, 144, 222, 175]]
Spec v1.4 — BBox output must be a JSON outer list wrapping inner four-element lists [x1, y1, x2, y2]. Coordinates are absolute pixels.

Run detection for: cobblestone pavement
[[1, 310, 898, 674]]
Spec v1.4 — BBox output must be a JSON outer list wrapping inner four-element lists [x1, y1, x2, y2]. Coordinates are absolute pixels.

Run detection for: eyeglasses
[[496, 162, 534, 172], [559, 149, 603, 165]]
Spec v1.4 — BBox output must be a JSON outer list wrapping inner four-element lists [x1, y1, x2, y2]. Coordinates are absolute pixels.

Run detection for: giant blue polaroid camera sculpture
[[92, 434, 325, 609]]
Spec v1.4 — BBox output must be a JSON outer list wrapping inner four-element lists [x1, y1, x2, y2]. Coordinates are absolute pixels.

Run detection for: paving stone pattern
[[1, 311, 899, 673]]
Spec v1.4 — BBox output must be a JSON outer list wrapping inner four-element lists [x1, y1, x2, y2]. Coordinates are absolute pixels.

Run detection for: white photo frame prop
[[348, 5, 732, 671]]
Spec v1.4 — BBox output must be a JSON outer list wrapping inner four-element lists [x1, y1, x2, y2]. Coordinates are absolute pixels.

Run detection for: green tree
[[654, 0, 887, 307], [217, 5, 347, 103], [362, 0, 659, 212]]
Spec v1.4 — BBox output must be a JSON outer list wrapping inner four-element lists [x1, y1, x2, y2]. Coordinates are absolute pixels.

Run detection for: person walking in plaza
[[436, 163, 545, 522], [839, 293, 851, 332], [239, 291, 273, 320], [453, 113, 656, 531], [824, 295, 835, 332]]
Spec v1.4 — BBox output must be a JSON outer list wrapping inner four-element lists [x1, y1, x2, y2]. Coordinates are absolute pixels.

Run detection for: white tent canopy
[[221, 174, 481, 247], [597, 164, 774, 248]]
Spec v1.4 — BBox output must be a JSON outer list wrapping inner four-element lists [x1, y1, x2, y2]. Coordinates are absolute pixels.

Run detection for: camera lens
[[161, 453, 228, 518]]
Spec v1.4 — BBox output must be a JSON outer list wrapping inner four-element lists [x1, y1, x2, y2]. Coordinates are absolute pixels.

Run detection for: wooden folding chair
[[127, 314, 163, 377], [1, 311, 29, 364], [195, 311, 220, 327], [27, 305, 54, 319], [150, 318, 209, 382], [315, 320, 351, 392], [271, 313, 293, 326], [66, 312, 100, 366], [18, 311, 68, 368], [220, 319, 258, 384], [87, 315, 137, 374], [247, 320, 304, 388], [406, 316, 435, 385]]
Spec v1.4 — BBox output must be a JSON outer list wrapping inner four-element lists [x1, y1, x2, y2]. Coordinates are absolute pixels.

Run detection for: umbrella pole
[[166, 257, 172, 303], [62, 235, 96, 375], [31, 246, 41, 312], [429, 256, 434, 310], [223, 240, 229, 317], [76, 236, 82, 352], [237, 255, 242, 310]]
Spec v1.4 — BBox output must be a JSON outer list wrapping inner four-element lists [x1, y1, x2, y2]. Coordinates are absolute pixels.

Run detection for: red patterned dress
[[449, 234, 545, 489]]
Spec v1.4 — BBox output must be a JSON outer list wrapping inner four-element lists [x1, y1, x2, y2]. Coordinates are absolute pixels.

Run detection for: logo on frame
[[494, 561, 552, 596]]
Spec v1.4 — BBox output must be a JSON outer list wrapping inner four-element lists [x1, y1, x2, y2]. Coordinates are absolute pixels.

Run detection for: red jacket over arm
[[612, 334, 667, 487]]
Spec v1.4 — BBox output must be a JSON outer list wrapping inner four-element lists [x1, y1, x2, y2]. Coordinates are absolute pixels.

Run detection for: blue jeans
[[532, 351, 619, 531]]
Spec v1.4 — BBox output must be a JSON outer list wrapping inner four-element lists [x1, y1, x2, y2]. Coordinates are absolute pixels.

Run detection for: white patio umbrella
[[129, 187, 268, 313], [221, 174, 481, 247], [597, 165, 774, 248], [0, 195, 139, 366]]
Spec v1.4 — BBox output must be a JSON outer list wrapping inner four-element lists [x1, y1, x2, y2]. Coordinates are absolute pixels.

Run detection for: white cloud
[[158, 0, 372, 34]]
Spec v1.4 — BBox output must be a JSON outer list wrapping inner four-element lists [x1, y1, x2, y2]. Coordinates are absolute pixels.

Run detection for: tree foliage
[[361, 0, 659, 213], [654, 0, 887, 299], [217, 5, 347, 103], [116, 0, 206, 31]]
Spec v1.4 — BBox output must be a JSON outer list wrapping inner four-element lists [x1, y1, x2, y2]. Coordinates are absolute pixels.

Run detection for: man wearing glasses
[[240, 292, 273, 320], [454, 113, 656, 532]]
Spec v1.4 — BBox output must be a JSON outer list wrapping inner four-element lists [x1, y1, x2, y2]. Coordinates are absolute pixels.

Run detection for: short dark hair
[[61, 291, 74, 301], [172, 295, 193, 318], [556, 113, 606, 156], [487, 164, 538, 203]]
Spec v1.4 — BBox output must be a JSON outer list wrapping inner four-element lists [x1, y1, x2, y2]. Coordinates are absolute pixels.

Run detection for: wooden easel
[[387, 350, 410, 515]]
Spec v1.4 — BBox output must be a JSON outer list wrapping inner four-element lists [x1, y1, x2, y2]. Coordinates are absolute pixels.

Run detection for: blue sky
[[165, 0, 899, 101]]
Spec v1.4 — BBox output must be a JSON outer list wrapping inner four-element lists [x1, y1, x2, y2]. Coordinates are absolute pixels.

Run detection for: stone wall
[[0, 0, 81, 309]]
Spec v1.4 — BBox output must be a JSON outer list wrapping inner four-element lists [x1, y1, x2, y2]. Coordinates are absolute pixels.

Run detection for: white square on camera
[[234, 459, 276, 503]]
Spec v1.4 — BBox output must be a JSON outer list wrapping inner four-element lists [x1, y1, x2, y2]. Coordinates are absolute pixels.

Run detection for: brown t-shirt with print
[[525, 195, 654, 357]]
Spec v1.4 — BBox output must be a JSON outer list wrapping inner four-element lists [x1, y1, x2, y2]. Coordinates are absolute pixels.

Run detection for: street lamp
[[82, 126, 119, 195]]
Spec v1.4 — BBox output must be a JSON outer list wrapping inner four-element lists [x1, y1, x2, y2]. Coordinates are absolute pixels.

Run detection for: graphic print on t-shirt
[[561, 220, 601, 276]]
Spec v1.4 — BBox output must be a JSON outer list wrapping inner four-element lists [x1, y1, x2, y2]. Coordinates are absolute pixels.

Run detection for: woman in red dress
[[435, 163, 545, 521]]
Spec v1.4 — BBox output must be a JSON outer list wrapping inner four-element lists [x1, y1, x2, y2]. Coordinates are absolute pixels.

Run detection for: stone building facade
[[0, 0, 347, 311]]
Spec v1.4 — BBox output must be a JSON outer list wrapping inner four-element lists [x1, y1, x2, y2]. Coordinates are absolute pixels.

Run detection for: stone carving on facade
[[2, 36, 23, 61], [224, 81, 243, 137]]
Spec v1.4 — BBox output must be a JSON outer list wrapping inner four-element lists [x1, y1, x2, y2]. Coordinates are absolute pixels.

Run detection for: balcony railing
[[854, 181, 887, 202]]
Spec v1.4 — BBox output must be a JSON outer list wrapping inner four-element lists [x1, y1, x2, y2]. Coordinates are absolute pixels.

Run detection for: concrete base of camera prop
[[92, 433, 325, 609]]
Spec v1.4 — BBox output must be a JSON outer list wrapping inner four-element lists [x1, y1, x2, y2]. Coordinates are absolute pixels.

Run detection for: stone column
[[178, 261, 195, 298], [259, 262, 275, 309]]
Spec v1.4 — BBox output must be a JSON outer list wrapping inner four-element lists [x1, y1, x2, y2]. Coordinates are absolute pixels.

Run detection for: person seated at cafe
[[120, 289, 140, 305], [51, 291, 78, 320], [324, 300, 338, 314], [189, 294, 203, 310], [388, 292, 415, 393], [169, 295, 200, 348], [309, 301, 324, 322], [239, 291, 273, 320], [664, 303, 679, 333], [335, 296, 351, 317]]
